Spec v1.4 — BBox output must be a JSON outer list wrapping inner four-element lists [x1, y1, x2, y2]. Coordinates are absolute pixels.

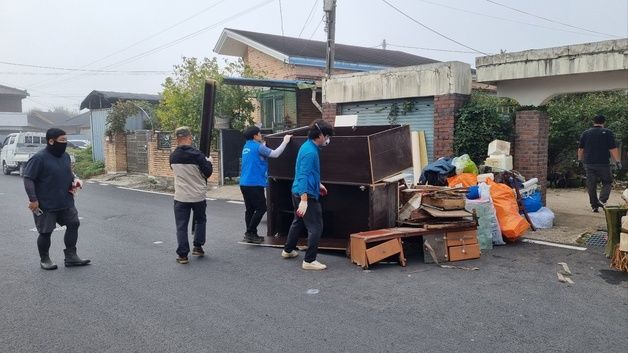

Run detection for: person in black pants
[[577, 114, 622, 212], [239, 126, 292, 243], [170, 127, 213, 264], [23, 128, 90, 270]]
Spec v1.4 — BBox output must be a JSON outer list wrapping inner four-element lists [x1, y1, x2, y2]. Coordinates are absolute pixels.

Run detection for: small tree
[[105, 101, 138, 137], [156, 57, 258, 134]]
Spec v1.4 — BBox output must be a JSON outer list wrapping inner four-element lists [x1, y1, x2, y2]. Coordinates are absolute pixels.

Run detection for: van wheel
[[2, 161, 10, 175], [18, 163, 24, 177]]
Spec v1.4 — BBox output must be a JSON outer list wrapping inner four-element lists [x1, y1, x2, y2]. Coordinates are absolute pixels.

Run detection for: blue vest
[[240, 140, 269, 187]]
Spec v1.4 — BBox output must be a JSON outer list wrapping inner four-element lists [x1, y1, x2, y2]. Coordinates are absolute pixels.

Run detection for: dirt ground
[[525, 188, 626, 245], [89, 173, 627, 245]]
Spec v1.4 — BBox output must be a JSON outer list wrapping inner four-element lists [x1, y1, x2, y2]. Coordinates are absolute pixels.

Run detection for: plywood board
[[422, 206, 472, 218], [418, 130, 429, 170], [411, 131, 421, 186]]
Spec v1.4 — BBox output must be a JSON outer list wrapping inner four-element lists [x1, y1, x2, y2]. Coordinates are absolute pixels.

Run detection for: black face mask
[[47, 142, 67, 157]]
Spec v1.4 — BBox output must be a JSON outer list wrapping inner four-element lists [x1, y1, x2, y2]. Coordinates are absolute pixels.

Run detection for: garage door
[[340, 97, 435, 161]]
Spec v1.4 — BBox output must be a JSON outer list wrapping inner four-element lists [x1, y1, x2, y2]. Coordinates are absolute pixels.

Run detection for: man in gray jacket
[[170, 127, 213, 264]]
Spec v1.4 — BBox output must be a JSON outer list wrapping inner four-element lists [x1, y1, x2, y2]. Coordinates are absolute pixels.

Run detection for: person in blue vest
[[240, 126, 292, 244], [281, 119, 334, 270]]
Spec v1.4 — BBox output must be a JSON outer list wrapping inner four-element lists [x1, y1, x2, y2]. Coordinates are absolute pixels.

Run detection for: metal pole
[[324, 0, 336, 78]]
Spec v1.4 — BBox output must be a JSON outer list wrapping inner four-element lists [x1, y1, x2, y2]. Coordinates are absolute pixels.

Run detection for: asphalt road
[[0, 173, 626, 353]]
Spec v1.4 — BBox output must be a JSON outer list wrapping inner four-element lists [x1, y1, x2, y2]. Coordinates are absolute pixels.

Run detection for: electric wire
[[298, 0, 320, 38]]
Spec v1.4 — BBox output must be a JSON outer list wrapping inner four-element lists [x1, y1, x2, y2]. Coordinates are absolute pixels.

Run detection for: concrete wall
[[493, 70, 628, 105], [322, 61, 472, 104]]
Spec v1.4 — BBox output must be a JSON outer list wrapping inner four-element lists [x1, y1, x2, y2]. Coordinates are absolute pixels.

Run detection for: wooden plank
[[448, 243, 481, 261], [446, 229, 479, 246], [350, 237, 368, 268], [423, 233, 448, 263], [418, 130, 428, 169], [365, 239, 404, 265], [369, 125, 412, 183], [411, 130, 421, 186], [422, 206, 472, 218]]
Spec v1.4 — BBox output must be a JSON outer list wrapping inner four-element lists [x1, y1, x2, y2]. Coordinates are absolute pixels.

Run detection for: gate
[[126, 130, 149, 173]]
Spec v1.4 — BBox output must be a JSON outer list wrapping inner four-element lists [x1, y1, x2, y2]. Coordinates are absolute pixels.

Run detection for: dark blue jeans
[[240, 186, 267, 235], [284, 196, 323, 263], [174, 200, 206, 257]]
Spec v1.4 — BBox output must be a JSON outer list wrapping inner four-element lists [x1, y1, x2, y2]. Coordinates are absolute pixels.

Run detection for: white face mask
[[323, 137, 330, 146]]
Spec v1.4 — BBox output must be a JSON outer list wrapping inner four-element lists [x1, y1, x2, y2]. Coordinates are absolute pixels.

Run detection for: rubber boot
[[64, 248, 91, 267], [40, 254, 58, 270]]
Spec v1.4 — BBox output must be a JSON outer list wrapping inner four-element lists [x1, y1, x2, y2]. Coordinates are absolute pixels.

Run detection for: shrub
[[72, 146, 105, 179]]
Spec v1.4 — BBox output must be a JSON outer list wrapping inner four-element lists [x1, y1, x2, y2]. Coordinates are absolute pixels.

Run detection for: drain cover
[[585, 231, 608, 247]]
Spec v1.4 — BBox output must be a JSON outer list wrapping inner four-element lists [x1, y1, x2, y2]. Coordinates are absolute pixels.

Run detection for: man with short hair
[[239, 126, 292, 244], [282, 119, 334, 270], [170, 127, 213, 264], [578, 114, 622, 212], [23, 128, 90, 270]]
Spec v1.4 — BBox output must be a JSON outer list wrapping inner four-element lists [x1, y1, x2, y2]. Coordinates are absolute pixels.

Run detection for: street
[[0, 173, 626, 353]]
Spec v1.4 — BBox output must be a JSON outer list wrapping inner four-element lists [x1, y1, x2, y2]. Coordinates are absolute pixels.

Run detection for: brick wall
[[297, 89, 323, 127], [514, 110, 549, 203], [104, 133, 127, 173], [244, 47, 352, 80], [322, 103, 338, 124], [147, 132, 222, 185], [434, 94, 470, 158]]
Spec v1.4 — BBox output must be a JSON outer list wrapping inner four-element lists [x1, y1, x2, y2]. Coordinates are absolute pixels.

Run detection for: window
[[259, 90, 296, 131]]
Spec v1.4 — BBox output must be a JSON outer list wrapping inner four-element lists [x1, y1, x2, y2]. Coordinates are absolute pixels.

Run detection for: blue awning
[[221, 77, 316, 89]]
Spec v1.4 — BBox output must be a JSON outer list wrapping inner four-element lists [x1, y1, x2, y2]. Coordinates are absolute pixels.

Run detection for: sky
[[1, 0, 626, 113]]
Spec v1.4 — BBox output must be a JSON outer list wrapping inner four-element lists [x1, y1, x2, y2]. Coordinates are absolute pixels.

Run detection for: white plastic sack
[[465, 198, 505, 247], [527, 207, 555, 229]]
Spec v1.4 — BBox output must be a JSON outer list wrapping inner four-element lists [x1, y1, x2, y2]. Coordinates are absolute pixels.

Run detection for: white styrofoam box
[[621, 215, 628, 233], [488, 139, 511, 156], [484, 155, 513, 171]]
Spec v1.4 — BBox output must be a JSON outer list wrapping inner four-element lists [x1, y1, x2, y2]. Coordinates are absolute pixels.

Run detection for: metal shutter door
[[340, 97, 435, 161]]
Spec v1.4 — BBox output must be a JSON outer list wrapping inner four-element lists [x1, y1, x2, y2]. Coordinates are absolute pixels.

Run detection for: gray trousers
[[585, 164, 613, 208], [284, 196, 323, 263]]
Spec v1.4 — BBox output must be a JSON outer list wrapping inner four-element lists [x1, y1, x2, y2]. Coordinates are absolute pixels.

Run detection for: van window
[[8, 136, 15, 145], [2, 137, 9, 146]]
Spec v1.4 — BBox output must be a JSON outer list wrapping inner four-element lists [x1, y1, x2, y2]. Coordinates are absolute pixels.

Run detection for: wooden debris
[[399, 194, 422, 221]]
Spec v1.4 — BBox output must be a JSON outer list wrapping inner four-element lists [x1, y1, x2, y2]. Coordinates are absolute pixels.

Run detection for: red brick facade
[[434, 94, 470, 158], [104, 133, 127, 173], [322, 103, 338, 124], [514, 110, 549, 203]]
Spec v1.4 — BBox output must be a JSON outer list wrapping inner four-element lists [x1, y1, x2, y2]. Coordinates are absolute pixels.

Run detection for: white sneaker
[[302, 260, 327, 270], [281, 250, 299, 259]]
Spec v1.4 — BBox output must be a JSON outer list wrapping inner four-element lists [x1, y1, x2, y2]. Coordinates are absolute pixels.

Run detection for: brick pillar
[[147, 131, 175, 178], [104, 133, 127, 173], [514, 110, 549, 204], [434, 93, 469, 158], [322, 103, 338, 124]]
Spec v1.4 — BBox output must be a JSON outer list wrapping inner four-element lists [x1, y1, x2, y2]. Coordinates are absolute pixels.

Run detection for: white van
[[1, 132, 47, 176]]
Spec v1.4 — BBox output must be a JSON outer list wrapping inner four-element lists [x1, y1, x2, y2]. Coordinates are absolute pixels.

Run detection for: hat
[[175, 126, 192, 138]]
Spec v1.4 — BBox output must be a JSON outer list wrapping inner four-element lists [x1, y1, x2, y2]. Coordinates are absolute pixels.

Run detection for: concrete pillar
[[514, 110, 549, 203], [433, 93, 470, 158]]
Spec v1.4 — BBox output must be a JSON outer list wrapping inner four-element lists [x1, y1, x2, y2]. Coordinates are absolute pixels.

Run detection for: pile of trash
[[414, 139, 554, 247]]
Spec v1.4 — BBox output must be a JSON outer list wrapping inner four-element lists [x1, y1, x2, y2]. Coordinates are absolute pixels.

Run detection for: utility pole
[[324, 0, 336, 78], [382, 39, 387, 50]]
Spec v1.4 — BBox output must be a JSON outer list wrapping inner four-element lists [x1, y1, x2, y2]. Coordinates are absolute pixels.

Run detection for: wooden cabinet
[[264, 125, 411, 249]]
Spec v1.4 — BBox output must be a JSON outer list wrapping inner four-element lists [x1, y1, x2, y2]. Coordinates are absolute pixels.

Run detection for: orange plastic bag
[[488, 181, 530, 241], [447, 173, 478, 188]]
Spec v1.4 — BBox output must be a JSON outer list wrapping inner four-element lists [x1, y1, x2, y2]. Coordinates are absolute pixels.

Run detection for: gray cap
[[175, 126, 192, 138]]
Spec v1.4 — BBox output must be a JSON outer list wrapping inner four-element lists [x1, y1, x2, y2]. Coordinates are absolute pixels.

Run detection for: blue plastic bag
[[522, 190, 542, 213]]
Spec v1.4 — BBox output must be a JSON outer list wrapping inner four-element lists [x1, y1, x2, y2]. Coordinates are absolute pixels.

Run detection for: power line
[[33, 0, 274, 90], [298, 0, 320, 38], [278, 0, 285, 36], [384, 44, 483, 54], [381, 0, 490, 55], [28, 0, 227, 89], [485, 0, 622, 38], [0, 60, 169, 73], [415, 0, 612, 38]]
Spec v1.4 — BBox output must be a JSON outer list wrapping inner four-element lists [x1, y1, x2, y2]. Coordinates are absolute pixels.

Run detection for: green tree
[[544, 90, 627, 172], [156, 57, 258, 134], [454, 92, 518, 164], [105, 101, 138, 136]]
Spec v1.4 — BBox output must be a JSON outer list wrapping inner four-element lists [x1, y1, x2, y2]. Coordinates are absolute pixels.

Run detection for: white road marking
[[116, 186, 172, 197], [99, 183, 109, 186], [206, 198, 216, 201], [522, 238, 587, 251], [226, 201, 244, 205], [153, 241, 164, 244], [86, 181, 96, 184], [30, 225, 66, 232], [306, 289, 319, 295]]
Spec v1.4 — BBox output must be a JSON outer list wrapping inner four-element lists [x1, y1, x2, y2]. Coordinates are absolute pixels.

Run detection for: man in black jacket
[[170, 127, 213, 264], [23, 128, 90, 270]]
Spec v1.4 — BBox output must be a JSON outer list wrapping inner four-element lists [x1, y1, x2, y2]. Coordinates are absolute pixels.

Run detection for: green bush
[[545, 90, 627, 173], [72, 146, 105, 179], [454, 92, 518, 164]]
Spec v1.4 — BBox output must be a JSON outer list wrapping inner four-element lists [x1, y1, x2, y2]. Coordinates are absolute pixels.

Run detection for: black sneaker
[[176, 256, 189, 264], [243, 232, 264, 244], [592, 207, 599, 213], [192, 246, 205, 256]]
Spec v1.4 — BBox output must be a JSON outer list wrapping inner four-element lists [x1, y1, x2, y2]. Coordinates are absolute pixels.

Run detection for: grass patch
[[71, 146, 105, 179]]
